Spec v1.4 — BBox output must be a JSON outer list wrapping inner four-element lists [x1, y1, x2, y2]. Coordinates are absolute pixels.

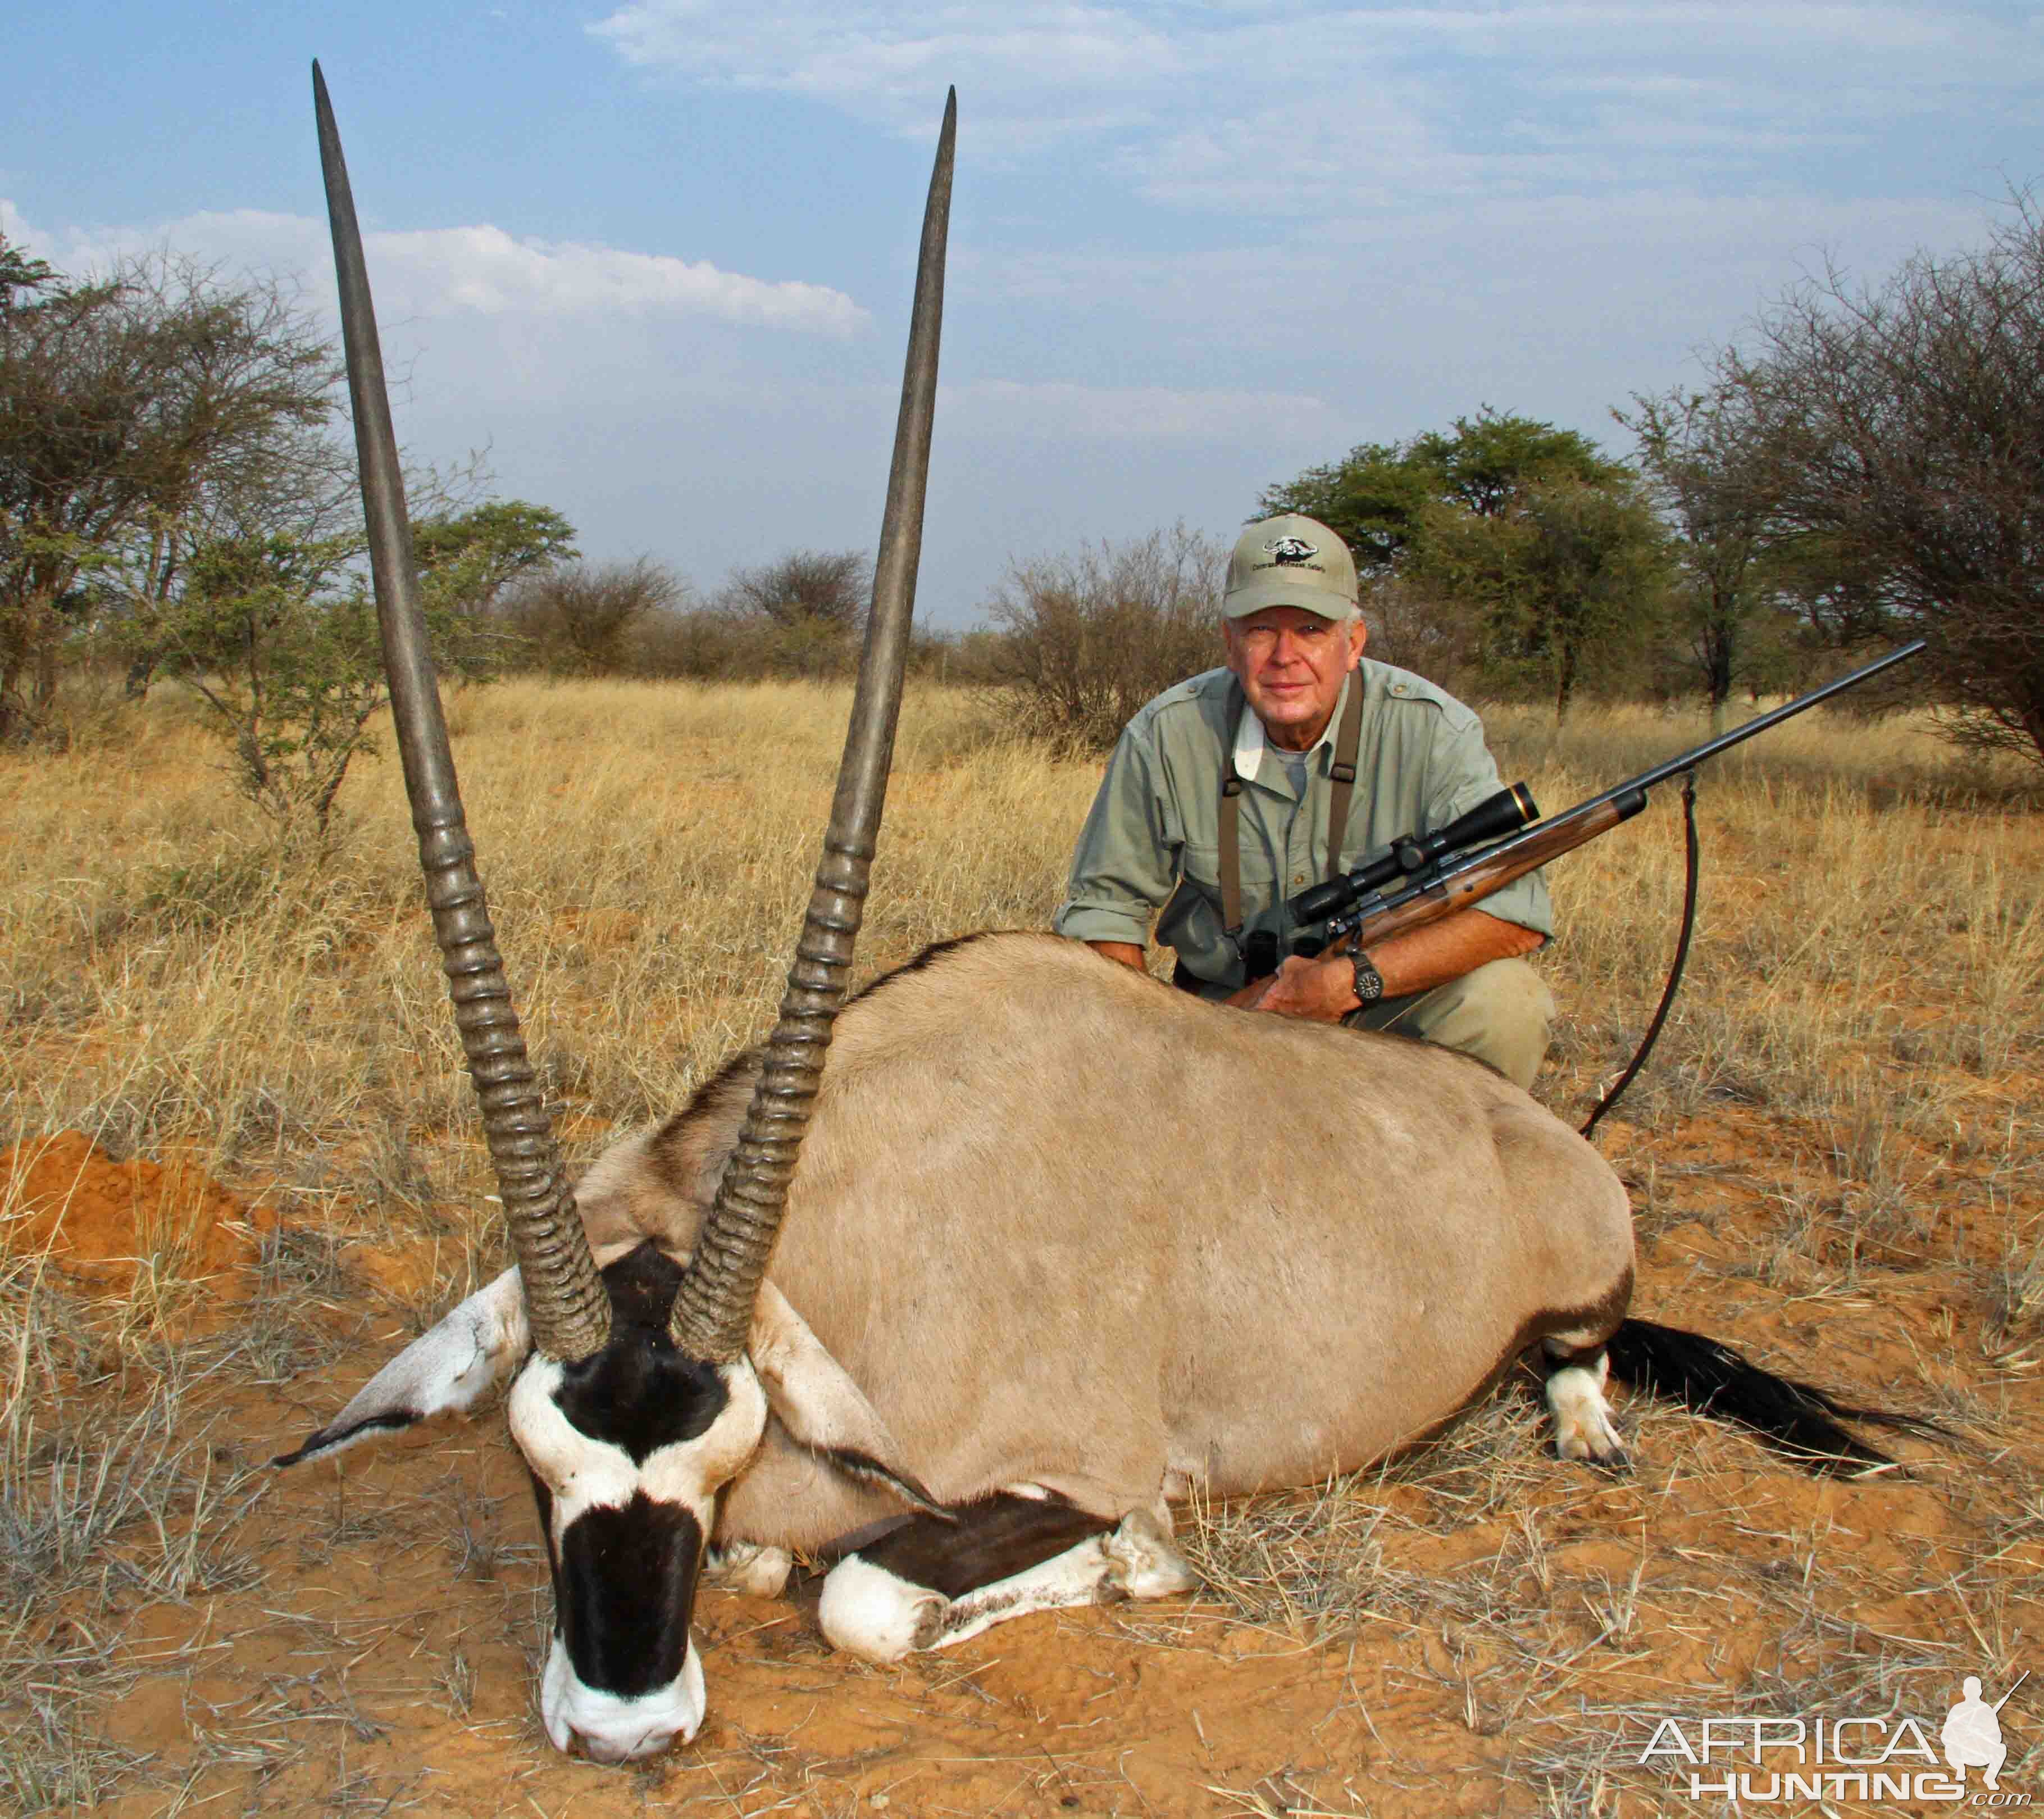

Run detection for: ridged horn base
[[669, 845, 867, 1361]]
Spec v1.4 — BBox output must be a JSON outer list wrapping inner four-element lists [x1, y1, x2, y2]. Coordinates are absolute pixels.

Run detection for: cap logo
[[1264, 535, 1317, 564]]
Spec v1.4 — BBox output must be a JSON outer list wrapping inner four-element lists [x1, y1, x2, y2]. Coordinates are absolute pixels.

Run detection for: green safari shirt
[[1054, 661, 1552, 993]]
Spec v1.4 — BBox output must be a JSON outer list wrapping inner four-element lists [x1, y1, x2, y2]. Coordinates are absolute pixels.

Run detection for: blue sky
[[6, 3, 2040, 626]]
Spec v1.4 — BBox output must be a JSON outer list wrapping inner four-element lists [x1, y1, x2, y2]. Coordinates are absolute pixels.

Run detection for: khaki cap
[[1223, 513, 1359, 621]]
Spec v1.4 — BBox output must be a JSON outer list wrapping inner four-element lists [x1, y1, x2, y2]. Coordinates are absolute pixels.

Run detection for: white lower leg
[[1545, 1349, 1626, 1464], [817, 1509, 1199, 1663]]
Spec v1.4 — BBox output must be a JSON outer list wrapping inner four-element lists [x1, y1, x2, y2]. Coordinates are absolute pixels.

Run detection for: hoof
[[704, 1541, 793, 1598], [1553, 1402, 1629, 1468], [1547, 1358, 1628, 1468], [1106, 1508, 1199, 1599]]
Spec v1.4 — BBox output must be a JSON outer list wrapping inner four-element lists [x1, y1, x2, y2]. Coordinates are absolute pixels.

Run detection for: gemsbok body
[[285, 69, 1922, 1765]]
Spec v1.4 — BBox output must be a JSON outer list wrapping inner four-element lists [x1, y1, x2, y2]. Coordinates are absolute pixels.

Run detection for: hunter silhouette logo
[[1944, 1672, 2025, 1790], [1264, 535, 1317, 563], [1642, 1666, 2030, 1804]]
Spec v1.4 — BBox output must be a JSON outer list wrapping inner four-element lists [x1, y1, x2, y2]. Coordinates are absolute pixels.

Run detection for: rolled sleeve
[[1054, 725, 1182, 947]]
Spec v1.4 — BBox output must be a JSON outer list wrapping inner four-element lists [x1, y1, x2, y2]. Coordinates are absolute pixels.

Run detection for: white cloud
[[590, 2, 2044, 206], [371, 225, 865, 331], [969, 185, 1990, 334], [1, 202, 866, 336], [592, 2, 1195, 152]]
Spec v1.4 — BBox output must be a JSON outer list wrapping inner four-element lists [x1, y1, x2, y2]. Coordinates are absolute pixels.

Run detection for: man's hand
[[1089, 910, 1540, 1018], [1232, 953, 1354, 1020], [1230, 909, 1542, 1021], [1087, 940, 1150, 974]]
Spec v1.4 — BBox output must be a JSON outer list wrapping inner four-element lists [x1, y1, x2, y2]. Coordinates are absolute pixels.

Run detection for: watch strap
[[1350, 949, 1385, 1006]]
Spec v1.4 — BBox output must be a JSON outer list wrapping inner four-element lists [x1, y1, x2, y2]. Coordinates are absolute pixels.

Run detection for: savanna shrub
[[500, 558, 686, 675], [984, 525, 1227, 750]]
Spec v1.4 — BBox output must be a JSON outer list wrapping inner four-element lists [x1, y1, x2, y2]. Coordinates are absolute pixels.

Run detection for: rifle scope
[[1288, 781, 1537, 925]]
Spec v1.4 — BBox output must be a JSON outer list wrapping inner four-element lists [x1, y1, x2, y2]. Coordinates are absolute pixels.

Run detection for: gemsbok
[[283, 67, 1924, 1763]]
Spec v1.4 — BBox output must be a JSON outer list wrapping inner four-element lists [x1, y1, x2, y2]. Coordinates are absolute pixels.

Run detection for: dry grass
[[2, 677, 2041, 1813]]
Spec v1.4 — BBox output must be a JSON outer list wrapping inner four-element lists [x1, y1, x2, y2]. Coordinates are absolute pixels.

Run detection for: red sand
[[0, 1130, 275, 1294]]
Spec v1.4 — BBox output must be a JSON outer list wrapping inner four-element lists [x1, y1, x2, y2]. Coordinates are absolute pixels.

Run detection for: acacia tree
[[1619, 383, 1799, 725], [1260, 410, 1661, 699], [712, 548, 873, 678], [157, 529, 383, 831], [1259, 409, 1629, 584], [1717, 196, 2044, 767], [144, 495, 577, 834], [723, 548, 869, 629], [1422, 477, 1672, 720], [0, 240, 336, 739], [413, 499, 577, 618], [985, 524, 1226, 749], [502, 556, 683, 674]]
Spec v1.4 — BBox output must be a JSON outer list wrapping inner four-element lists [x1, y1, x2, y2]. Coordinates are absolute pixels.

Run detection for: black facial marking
[[528, 1470, 561, 1613], [521, 1247, 732, 1693], [600, 1242, 690, 1331], [858, 1493, 1111, 1602], [558, 1494, 704, 1695], [552, 1244, 731, 1465]]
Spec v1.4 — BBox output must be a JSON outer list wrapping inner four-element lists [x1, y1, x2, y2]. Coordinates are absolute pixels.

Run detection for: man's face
[[1223, 606, 1366, 752]]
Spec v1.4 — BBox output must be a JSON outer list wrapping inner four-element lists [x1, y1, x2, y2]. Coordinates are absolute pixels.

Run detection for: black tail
[[1603, 1318, 1945, 1474]]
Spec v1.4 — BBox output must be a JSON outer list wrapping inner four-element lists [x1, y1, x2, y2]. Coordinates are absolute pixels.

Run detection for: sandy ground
[[7, 1092, 2040, 1818]]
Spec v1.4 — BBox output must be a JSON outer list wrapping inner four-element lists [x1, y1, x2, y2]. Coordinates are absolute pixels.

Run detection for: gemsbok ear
[[748, 1283, 952, 1519], [274, 1267, 531, 1467]]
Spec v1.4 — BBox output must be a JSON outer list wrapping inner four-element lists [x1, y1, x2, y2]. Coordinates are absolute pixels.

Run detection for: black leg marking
[[853, 1493, 1113, 1602]]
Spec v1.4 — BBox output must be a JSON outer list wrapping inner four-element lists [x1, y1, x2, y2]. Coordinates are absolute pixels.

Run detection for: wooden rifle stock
[[1336, 790, 1644, 951]]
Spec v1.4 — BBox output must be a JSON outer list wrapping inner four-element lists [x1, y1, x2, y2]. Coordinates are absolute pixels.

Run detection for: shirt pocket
[[1181, 837, 1222, 892], [1181, 834, 1280, 892]]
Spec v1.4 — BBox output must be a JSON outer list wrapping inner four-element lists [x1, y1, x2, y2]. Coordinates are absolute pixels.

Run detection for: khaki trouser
[[1342, 957, 1555, 1091]]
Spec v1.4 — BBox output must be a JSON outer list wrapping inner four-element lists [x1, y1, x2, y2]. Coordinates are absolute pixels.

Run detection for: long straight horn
[[312, 62, 609, 1363], [671, 92, 956, 1362]]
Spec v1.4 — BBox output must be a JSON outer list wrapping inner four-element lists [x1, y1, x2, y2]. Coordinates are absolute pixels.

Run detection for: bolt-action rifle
[[1290, 641, 1924, 947], [1282, 640, 1925, 1133]]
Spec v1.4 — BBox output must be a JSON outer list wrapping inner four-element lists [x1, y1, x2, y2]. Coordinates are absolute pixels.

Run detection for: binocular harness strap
[[1218, 673, 1365, 955]]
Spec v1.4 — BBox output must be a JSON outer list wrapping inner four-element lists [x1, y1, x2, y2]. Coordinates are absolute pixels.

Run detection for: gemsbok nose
[[572, 1726, 662, 1765]]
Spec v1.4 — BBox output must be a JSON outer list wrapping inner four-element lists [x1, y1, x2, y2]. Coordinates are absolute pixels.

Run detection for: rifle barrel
[[1564, 641, 1925, 825], [1314, 640, 1925, 943]]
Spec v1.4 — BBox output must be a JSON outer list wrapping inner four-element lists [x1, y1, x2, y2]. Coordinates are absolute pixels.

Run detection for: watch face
[[1352, 955, 1383, 1002]]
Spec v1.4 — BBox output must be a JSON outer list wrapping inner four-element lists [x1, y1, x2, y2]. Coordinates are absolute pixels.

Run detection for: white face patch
[[541, 1630, 706, 1761], [506, 1354, 768, 1539]]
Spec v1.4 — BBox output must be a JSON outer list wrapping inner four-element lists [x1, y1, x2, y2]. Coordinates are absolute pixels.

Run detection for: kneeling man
[[1053, 513, 1554, 1089]]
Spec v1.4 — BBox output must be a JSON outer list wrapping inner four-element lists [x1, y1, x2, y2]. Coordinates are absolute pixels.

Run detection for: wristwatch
[[1349, 949, 1385, 1006]]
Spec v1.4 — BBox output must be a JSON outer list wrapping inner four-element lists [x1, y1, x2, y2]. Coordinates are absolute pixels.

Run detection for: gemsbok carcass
[[282, 67, 1923, 1763]]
